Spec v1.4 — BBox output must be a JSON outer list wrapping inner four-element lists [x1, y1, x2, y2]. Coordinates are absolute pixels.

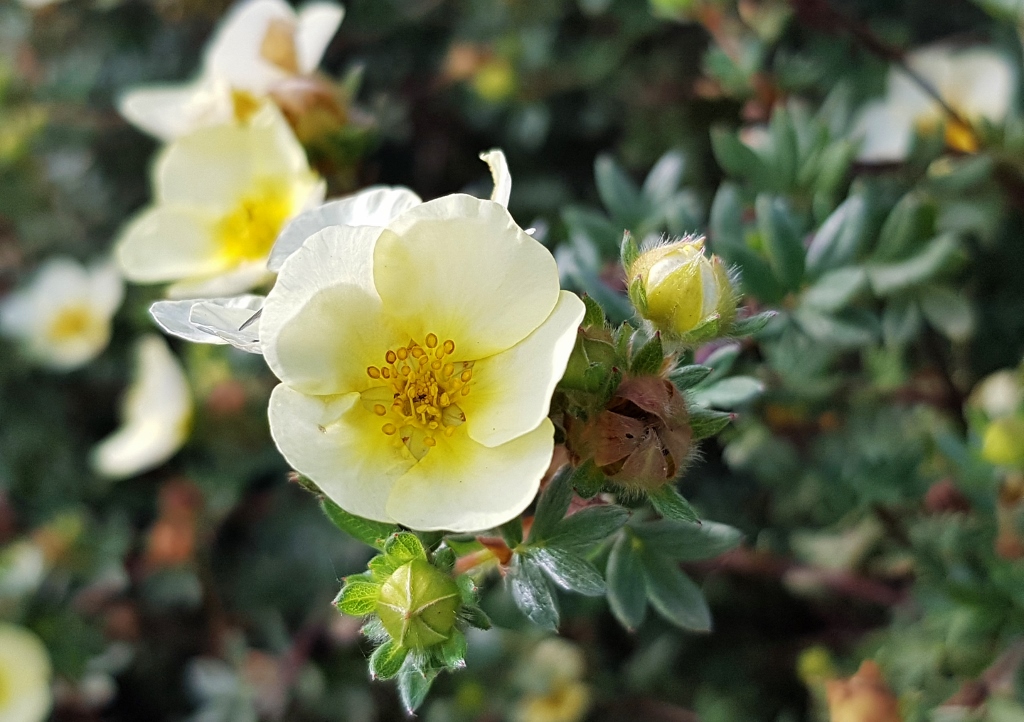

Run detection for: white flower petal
[[463, 291, 584, 447], [190, 296, 264, 353], [295, 2, 345, 74], [385, 419, 554, 532], [117, 79, 234, 142], [150, 294, 264, 351], [262, 224, 404, 395], [165, 262, 274, 299], [88, 262, 125, 317], [949, 49, 1015, 122], [267, 185, 422, 271], [91, 335, 193, 479], [0, 623, 51, 722], [268, 384, 413, 522], [204, 0, 296, 94], [480, 148, 511, 208], [851, 100, 916, 163], [373, 195, 560, 360], [116, 206, 225, 283]]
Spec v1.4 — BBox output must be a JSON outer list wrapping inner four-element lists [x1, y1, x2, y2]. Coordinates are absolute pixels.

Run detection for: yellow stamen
[[426, 333, 438, 348], [47, 305, 98, 343], [217, 180, 293, 264]]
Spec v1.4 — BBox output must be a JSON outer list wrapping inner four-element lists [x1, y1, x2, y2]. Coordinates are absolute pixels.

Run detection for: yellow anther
[[373, 404, 386, 416], [411, 346, 424, 358], [444, 426, 455, 437], [396, 347, 408, 360], [386, 350, 397, 364], [382, 423, 397, 435], [461, 386, 471, 396], [443, 340, 455, 355], [461, 370, 472, 382], [400, 366, 411, 376], [443, 363, 454, 377], [440, 392, 450, 406], [381, 368, 391, 379], [432, 360, 442, 371], [367, 366, 381, 379], [426, 333, 438, 348], [423, 436, 437, 447]]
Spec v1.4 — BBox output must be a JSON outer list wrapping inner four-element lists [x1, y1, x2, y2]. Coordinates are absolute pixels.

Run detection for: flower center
[[216, 181, 293, 265], [47, 305, 98, 343], [362, 333, 473, 460]]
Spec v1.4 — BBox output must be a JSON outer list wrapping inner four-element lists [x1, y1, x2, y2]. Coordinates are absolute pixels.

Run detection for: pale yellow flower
[[853, 45, 1015, 163], [0, 623, 51, 722], [118, 0, 344, 141], [0, 258, 122, 370], [115, 106, 324, 298], [91, 335, 193, 479], [261, 151, 584, 531], [514, 639, 591, 722]]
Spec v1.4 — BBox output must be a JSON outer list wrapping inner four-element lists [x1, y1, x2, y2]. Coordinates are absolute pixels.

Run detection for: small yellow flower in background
[[115, 105, 324, 298], [825, 660, 902, 722], [514, 638, 591, 722], [0, 623, 52, 722], [91, 335, 194, 479], [261, 150, 584, 532], [852, 45, 1015, 163], [471, 56, 516, 103], [626, 235, 736, 341], [0, 258, 123, 371], [982, 417, 1024, 467], [118, 0, 344, 141]]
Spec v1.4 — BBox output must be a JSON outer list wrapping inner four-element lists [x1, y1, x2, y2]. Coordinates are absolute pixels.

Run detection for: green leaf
[[701, 344, 740, 384], [562, 205, 621, 255], [509, 556, 559, 631], [919, 285, 974, 341], [866, 233, 962, 296], [873, 191, 935, 263], [711, 126, 770, 186], [596, 155, 645, 226], [528, 465, 574, 544], [690, 376, 764, 409], [709, 182, 745, 253], [813, 139, 855, 195], [805, 194, 869, 276], [642, 150, 686, 204], [630, 333, 664, 376], [882, 297, 922, 347], [336, 579, 380, 616], [397, 662, 437, 713], [606, 533, 647, 630], [320, 498, 398, 551], [546, 505, 630, 552], [729, 311, 777, 338], [620, 230, 640, 272], [768, 107, 799, 189], [368, 554, 400, 583], [668, 364, 712, 390], [500, 518, 524, 549], [432, 546, 455, 573], [756, 194, 805, 291], [642, 554, 712, 632], [802, 266, 868, 312], [689, 407, 735, 440], [370, 640, 408, 681], [437, 629, 467, 670], [460, 604, 492, 630], [633, 519, 742, 561], [531, 547, 606, 596], [648, 485, 700, 524], [794, 307, 877, 348], [384, 532, 427, 564], [627, 275, 648, 315], [581, 294, 605, 329]]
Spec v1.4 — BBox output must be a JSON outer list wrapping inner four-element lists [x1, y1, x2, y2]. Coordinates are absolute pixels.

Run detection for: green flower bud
[[376, 558, 461, 650], [626, 236, 736, 343]]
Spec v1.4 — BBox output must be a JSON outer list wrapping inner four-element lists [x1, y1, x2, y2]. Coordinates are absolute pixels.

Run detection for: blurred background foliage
[[4, 0, 1024, 720]]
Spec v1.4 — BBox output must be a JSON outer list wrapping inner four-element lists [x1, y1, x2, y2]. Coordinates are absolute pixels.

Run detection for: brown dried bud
[[269, 75, 350, 145], [570, 376, 693, 492], [923, 479, 972, 515]]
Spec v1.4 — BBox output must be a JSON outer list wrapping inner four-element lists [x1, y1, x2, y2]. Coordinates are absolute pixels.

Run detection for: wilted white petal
[[267, 186, 422, 271], [190, 296, 264, 353], [91, 335, 193, 479], [480, 148, 512, 207], [150, 299, 227, 345], [295, 2, 345, 74]]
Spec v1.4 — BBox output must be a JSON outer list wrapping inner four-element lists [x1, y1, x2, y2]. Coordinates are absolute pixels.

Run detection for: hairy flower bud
[[569, 376, 693, 492], [626, 236, 736, 342], [376, 559, 461, 650]]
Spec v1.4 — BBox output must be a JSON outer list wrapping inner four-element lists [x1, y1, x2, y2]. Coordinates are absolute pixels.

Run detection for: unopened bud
[[376, 559, 461, 650], [825, 661, 902, 722], [626, 236, 736, 341]]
